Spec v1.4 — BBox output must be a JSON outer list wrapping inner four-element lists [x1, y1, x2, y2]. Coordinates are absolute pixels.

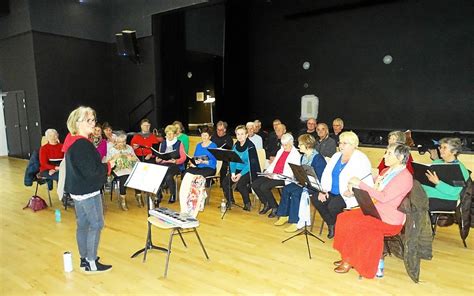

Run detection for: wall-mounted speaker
[[115, 33, 127, 56], [122, 30, 139, 57], [115, 30, 141, 63]]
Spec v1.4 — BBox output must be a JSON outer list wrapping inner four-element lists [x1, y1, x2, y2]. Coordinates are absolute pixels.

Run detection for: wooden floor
[[1, 157, 473, 295]]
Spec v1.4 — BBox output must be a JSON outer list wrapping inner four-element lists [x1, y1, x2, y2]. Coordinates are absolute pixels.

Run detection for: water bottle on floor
[[376, 258, 384, 278], [55, 209, 61, 222], [220, 199, 226, 213], [63, 251, 73, 272]]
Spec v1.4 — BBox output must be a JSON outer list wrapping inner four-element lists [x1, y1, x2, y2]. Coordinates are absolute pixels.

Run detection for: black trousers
[[160, 163, 181, 196], [251, 177, 285, 208], [311, 193, 346, 226], [222, 173, 251, 204], [429, 197, 457, 211], [219, 161, 229, 184], [116, 175, 129, 195]]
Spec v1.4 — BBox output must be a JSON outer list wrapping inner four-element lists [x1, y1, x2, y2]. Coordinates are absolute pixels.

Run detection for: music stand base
[[282, 225, 324, 259]]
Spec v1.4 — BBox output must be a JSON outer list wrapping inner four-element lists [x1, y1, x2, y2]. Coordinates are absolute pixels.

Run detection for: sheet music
[[257, 172, 293, 181], [113, 168, 132, 177], [124, 162, 168, 194], [307, 175, 324, 192]]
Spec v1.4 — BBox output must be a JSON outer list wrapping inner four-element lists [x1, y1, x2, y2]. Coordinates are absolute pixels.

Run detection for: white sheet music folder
[[125, 162, 168, 194]]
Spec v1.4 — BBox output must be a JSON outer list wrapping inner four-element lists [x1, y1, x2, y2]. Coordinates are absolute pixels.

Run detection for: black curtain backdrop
[[224, 0, 474, 133]]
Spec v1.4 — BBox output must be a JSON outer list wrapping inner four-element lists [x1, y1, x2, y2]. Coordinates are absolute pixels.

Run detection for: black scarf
[[235, 138, 251, 152]]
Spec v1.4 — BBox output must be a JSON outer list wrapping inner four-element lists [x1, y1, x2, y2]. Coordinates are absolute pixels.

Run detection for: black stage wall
[[111, 36, 157, 132], [32, 31, 114, 138], [222, 0, 474, 133], [0, 32, 42, 147]]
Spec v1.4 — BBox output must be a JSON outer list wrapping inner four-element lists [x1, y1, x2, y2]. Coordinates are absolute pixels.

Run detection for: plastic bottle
[[376, 258, 384, 278], [63, 251, 73, 272], [220, 199, 227, 213], [55, 209, 61, 222]]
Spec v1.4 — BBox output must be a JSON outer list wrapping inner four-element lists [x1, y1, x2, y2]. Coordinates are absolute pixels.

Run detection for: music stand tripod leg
[[304, 226, 312, 259], [221, 172, 233, 219], [281, 224, 324, 259], [130, 195, 167, 259]]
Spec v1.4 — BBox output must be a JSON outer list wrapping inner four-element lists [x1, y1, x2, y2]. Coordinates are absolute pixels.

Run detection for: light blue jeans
[[74, 193, 104, 261]]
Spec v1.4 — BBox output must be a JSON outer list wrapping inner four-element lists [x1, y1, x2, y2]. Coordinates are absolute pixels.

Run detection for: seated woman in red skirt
[[332, 143, 413, 278]]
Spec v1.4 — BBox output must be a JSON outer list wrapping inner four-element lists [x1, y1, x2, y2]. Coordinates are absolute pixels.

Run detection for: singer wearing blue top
[[185, 127, 218, 178], [222, 125, 260, 211], [275, 134, 327, 232], [313, 131, 373, 239]]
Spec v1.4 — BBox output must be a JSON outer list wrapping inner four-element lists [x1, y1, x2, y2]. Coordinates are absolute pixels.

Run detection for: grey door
[[3, 91, 31, 158]]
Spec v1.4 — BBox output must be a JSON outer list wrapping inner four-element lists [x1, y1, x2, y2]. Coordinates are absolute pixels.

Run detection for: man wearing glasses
[[315, 123, 337, 158], [211, 121, 234, 185], [330, 118, 344, 143]]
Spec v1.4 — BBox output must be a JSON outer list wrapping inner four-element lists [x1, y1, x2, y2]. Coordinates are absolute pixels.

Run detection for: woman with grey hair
[[39, 128, 64, 182], [252, 133, 301, 218], [377, 130, 414, 174], [63, 106, 115, 274], [107, 131, 140, 210], [422, 137, 470, 211], [332, 143, 413, 277]]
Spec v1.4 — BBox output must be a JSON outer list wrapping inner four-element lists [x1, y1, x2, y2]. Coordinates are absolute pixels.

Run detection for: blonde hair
[[333, 118, 344, 127], [298, 134, 316, 149], [66, 106, 96, 135], [172, 121, 185, 133], [235, 125, 247, 134], [164, 124, 178, 135], [339, 131, 359, 147]]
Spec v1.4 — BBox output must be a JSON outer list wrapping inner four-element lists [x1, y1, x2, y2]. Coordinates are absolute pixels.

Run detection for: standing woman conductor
[[63, 106, 115, 273]]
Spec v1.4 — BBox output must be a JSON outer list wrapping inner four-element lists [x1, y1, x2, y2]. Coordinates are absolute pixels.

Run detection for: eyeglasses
[[81, 118, 96, 124]]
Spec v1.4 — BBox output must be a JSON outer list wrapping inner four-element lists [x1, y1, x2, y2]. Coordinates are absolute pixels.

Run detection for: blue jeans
[[74, 193, 104, 260], [277, 183, 303, 223]]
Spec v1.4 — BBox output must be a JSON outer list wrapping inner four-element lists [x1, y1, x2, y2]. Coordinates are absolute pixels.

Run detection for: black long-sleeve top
[[211, 133, 234, 149], [64, 138, 108, 195]]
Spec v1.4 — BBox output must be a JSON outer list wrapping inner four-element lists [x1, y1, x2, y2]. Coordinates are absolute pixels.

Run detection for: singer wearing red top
[[130, 119, 161, 162], [251, 133, 301, 218], [39, 129, 64, 181]]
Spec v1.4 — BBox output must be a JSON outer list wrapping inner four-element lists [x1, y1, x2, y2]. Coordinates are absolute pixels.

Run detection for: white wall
[[0, 95, 8, 156]]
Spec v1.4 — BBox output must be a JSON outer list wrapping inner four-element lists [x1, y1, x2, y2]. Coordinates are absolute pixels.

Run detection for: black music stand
[[208, 148, 243, 219], [125, 162, 169, 259], [281, 164, 324, 259]]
